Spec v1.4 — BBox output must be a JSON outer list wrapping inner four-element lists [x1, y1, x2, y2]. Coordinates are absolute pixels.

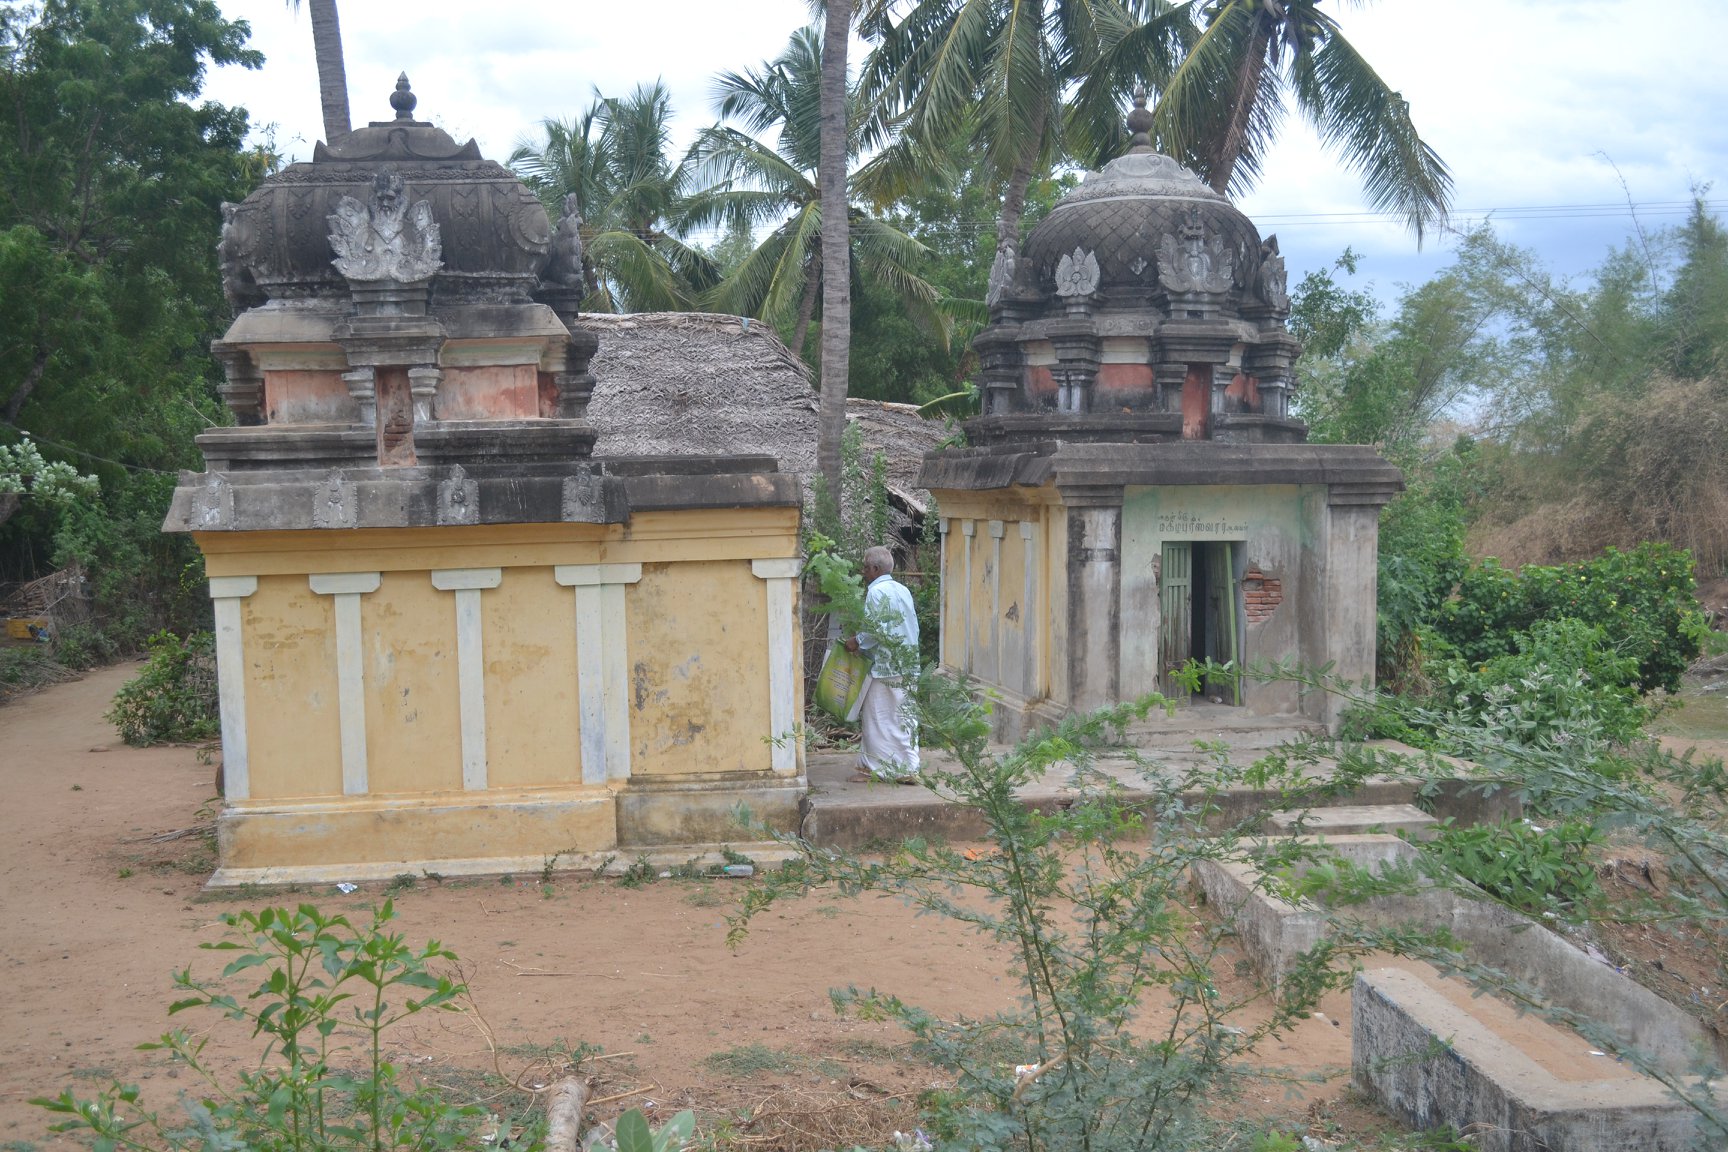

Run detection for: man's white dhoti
[[857, 674, 919, 780]]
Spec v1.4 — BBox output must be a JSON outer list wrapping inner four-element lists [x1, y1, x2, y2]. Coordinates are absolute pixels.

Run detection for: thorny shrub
[[730, 666, 1429, 1152]]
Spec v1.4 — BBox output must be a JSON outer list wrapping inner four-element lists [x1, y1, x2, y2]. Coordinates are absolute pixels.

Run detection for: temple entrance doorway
[[1159, 540, 1245, 703]]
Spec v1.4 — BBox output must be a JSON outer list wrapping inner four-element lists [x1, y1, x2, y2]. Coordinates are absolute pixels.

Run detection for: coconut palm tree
[[1153, 0, 1451, 241], [510, 82, 720, 312], [859, 0, 1191, 259], [817, 0, 856, 497], [684, 27, 947, 366], [285, 0, 349, 144]]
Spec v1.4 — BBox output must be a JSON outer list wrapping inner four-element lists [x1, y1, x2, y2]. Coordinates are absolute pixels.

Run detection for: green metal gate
[[1159, 541, 1191, 694]]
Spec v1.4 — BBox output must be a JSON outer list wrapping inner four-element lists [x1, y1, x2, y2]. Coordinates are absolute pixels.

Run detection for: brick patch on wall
[[1243, 566, 1283, 624]]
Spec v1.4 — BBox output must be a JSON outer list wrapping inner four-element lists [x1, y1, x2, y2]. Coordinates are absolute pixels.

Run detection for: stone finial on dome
[[390, 72, 418, 121], [1126, 86, 1154, 150]]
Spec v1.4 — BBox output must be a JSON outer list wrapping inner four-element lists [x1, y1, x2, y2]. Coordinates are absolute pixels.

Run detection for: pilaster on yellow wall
[[363, 571, 463, 796], [930, 489, 1052, 697]]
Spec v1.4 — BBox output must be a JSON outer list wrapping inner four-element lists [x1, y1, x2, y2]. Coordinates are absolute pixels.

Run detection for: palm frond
[[849, 214, 950, 347], [1303, 29, 1453, 243], [1151, 0, 1256, 176], [586, 229, 691, 312], [684, 126, 814, 200], [708, 204, 824, 329]]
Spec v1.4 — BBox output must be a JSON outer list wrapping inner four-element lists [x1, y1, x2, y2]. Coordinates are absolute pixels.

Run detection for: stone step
[[1123, 712, 1325, 752], [1356, 965, 1710, 1152], [1263, 803, 1437, 839], [1195, 834, 1727, 1150]]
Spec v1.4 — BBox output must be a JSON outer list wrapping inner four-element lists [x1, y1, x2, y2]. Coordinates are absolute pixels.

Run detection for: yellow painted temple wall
[[197, 507, 805, 884]]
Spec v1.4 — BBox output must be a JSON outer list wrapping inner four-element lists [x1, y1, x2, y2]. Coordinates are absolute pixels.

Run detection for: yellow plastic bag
[[815, 643, 870, 723]]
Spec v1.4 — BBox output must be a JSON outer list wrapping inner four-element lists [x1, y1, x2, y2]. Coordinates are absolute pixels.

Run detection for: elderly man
[[844, 545, 921, 783]]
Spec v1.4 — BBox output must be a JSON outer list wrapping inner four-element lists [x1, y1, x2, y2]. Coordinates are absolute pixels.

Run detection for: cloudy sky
[[203, 0, 1727, 304]]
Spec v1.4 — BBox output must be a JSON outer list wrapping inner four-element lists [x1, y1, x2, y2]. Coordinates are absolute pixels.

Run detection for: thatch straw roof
[[584, 312, 948, 518]]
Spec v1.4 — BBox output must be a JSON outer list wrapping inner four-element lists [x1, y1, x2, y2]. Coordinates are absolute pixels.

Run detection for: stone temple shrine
[[920, 93, 1402, 737], [166, 80, 805, 885]]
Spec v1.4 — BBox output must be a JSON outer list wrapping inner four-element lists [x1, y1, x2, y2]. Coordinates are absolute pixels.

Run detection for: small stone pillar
[[1061, 485, 1124, 713]]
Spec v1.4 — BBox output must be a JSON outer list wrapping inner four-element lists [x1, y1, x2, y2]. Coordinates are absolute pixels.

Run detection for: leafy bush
[[106, 629, 218, 745], [35, 901, 481, 1152], [1374, 438, 1477, 686], [1437, 542, 1708, 694], [52, 476, 213, 656], [1424, 816, 1605, 916], [1428, 617, 1651, 744]]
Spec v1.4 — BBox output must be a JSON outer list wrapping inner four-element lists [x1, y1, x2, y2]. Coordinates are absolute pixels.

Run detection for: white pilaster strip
[[960, 520, 976, 673], [752, 557, 803, 775], [431, 568, 502, 791], [207, 576, 258, 801], [988, 520, 1005, 684], [1021, 520, 1039, 698], [937, 518, 951, 667], [555, 563, 643, 785], [308, 572, 381, 796]]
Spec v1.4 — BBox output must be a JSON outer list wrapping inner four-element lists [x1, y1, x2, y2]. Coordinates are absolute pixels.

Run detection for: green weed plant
[[35, 901, 479, 1152]]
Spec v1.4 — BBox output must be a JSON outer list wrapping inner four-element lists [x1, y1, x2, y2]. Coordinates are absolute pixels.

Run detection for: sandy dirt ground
[[11, 664, 1724, 1149], [0, 665, 1388, 1149]]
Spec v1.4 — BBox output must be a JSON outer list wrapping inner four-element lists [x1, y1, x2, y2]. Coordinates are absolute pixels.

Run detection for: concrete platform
[[797, 744, 1424, 850], [796, 728, 1504, 851], [1195, 833, 1724, 1150]]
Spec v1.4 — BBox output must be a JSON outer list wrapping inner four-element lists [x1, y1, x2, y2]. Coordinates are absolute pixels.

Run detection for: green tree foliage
[[0, 433, 96, 526], [0, 0, 259, 652], [684, 26, 947, 369], [1293, 207, 1728, 698], [860, 0, 1190, 254], [509, 82, 720, 312], [1413, 203, 1728, 575]]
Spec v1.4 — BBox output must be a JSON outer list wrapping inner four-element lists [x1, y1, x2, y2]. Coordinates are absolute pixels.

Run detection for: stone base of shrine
[[207, 777, 805, 888]]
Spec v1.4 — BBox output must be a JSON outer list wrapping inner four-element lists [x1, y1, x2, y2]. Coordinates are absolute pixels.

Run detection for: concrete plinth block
[[1353, 967, 1706, 1152], [1264, 803, 1437, 839], [615, 776, 805, 848]]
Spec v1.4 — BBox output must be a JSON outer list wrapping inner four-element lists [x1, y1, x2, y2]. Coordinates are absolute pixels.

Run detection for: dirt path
[[0, 668, 1373, 1149]]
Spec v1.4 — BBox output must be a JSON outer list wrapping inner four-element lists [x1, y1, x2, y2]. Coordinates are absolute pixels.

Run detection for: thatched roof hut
[[584, 312, 949, 539]]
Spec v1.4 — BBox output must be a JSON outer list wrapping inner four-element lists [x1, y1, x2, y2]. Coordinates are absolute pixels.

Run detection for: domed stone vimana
[[920, 91, 1403, 737], [165, 79, 806, 888]]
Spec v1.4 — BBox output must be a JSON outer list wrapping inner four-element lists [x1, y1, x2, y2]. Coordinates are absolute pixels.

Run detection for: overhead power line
[[674, 197, 1726, 244]]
